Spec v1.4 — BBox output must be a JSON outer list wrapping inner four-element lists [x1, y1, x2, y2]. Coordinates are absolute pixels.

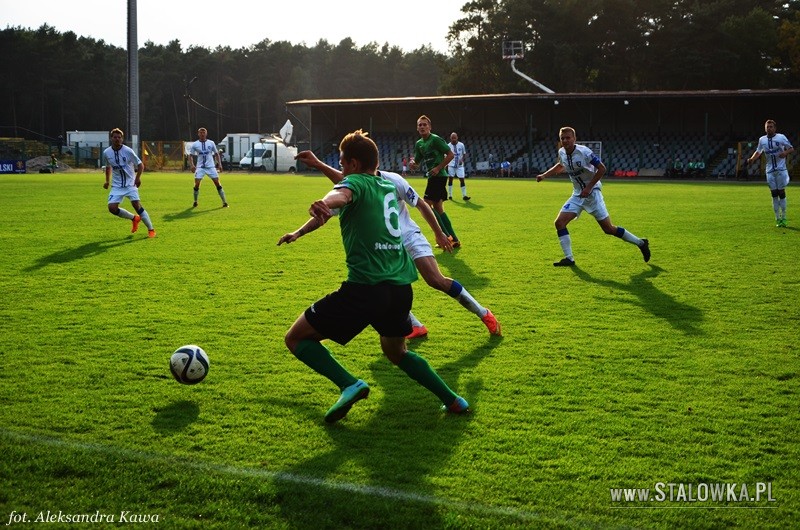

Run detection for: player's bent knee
[[383, 348, 407, 366], [380, 337, 407, 365], [284, 333, 300, 353]]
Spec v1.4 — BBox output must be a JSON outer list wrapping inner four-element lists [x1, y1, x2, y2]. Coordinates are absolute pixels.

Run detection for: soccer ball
[[169, 345, 209, 385]]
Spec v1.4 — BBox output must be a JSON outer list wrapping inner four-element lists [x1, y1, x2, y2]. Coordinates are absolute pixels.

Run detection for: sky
[[2, 0, 464, 54]]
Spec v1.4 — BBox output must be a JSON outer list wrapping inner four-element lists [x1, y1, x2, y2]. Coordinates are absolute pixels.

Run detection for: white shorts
[[560, 190, 609, 221], [767, 170, 790, 190], [108, 187, 140, 204], [194, 167, 219, 180], [448, 165, 466, 179], [403, 230, 434, 261]]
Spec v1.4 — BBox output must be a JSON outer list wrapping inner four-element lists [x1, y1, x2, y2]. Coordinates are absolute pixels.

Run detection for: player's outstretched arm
[[536, 162, 564, 182], [277, 217, 321, 245], [296, 150, 344, 184]]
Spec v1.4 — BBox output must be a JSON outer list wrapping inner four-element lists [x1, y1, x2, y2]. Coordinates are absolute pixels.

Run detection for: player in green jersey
[[410, 115, 461, 247], [278, 129, 469, 423]]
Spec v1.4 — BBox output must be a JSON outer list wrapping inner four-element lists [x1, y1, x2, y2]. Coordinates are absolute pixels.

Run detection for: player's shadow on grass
[[265, 338, 499, 528], [449, 199, 484, 211], [437, 250, 491, 290], [571, 264, 705, 335], [24, 237, 142, 271], [151, 400, 200, 434], [161, 206, 225, 222]]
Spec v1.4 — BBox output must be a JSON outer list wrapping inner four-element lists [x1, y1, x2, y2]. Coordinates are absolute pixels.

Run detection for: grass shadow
[[266, 337, 500, 527], [162, 206, 225, 223], [436, 250, 491, 290], [151, 400, 200, 434], [448, 198, 484, 211], [24, 237, 142, 271], [571, 264, 705, 335]]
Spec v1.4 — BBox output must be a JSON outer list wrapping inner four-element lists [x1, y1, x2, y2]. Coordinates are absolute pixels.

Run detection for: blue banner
[[0, 160, 26, 174]]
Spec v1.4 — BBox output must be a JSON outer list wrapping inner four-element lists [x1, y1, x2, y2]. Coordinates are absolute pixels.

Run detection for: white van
[[217, 133, 263, 168], [239, 138, 298, 172]]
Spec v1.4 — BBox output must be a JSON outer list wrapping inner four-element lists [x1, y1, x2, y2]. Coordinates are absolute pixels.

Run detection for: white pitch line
[[1, 429, 566, 525]]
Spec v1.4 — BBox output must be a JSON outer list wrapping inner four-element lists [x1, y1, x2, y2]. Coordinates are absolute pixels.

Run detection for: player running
[[278, 130, 470, 422], [102, 128, 156, 238], [410, 115, 461, 248], [291, 148, 501, 339], [747, 119, 795, 227], [536, 126, 650, 267], [188, 127, 228, 208]]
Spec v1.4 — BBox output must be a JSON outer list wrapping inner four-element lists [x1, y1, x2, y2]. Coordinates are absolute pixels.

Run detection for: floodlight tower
[[127, 0, 140, 155], [503, 41, 554, 177], [502, 41, 555, 94]]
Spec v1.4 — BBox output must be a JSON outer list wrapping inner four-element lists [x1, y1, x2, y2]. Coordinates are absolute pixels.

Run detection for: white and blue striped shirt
[[103, 145, 141, 188]]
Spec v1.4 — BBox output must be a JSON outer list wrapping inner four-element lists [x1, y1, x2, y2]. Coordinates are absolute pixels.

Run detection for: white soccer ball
[[170, 345, 209, 385]]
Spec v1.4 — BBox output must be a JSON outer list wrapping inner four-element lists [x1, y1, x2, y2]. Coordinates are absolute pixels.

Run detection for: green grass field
[[1, 172, 798, 529]]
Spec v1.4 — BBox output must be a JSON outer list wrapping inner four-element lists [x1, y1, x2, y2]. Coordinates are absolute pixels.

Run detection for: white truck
[[239, 136, 298, 172], [65, 130, 110, 166], [66, 130, 109, 147], [216, 133, 263, 169]]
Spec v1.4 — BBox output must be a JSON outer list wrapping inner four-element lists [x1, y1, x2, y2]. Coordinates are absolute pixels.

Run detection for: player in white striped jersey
[[188, 127, 228, 208], [102, 128, 156, 237], [536, 126, 650, 266], [291, 149, 501, 338], [747, 119, 795, 227], [448, 132, 470, 200]]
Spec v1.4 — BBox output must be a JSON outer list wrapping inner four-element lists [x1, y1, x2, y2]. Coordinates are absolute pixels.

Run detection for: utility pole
[[184, 76, 197, 140], [127, 0, 140, 155], [183, 76, 197, 170]]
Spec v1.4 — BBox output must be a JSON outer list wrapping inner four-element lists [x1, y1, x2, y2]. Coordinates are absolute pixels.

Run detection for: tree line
[[1, 0, 797, 143]]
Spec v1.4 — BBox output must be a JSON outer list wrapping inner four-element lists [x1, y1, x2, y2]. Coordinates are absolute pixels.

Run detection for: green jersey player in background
[[410, 115, 461, 247], [278, 129, 469, 423]]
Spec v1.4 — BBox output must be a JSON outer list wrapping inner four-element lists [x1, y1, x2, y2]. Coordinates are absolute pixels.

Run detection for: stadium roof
[[287, 89, 799, 107]]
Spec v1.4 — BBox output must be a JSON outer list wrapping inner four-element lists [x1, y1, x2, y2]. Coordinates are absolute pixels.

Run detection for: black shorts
[[304, 281, 413, 345], [424, 176, 448, 203]]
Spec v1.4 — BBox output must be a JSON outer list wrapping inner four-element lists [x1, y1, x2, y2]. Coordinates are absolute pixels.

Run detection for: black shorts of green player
[[304, 281, 413, 345], [423, 176, 449, 202]]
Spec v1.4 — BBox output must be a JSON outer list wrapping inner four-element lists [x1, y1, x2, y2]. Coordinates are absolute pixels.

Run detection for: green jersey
[[414, 133, 451, 177], [333, 173, 418, 285]]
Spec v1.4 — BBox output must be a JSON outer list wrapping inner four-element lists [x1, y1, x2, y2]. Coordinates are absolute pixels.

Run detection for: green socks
[[398, 351, 457, 405], [439, 212, 458, 240], [293, 340, 357, 390], [293, 341, 458, 406], [431, 209, 451, 238]]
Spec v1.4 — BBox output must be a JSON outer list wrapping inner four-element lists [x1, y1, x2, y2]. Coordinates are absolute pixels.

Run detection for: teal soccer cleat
[[324, 379, 370, 423]]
